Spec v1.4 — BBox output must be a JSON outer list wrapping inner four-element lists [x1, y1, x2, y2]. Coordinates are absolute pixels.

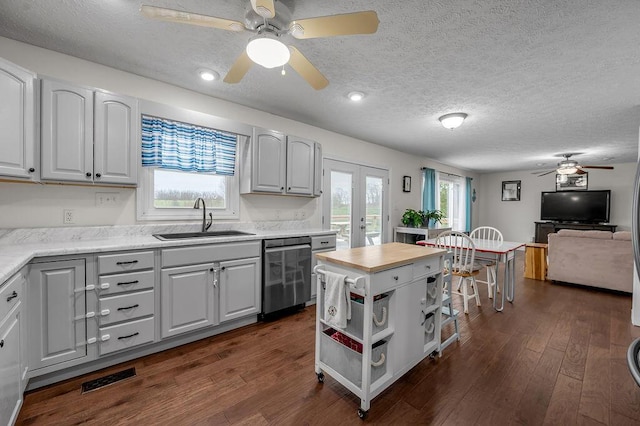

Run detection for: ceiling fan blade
[[288, 46, 329, 90], [582, 165, 615, 170], [575, 168, 587, 175], [140, 5, 246, 32], [537, 170, 556, 177], [250, 0, 275, 18], [223, 51, 254, 83], [289, 11, 379, 39]]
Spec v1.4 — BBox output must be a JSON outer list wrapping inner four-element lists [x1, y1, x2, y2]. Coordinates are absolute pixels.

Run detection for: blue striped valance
[[141, 115, 236, 176]]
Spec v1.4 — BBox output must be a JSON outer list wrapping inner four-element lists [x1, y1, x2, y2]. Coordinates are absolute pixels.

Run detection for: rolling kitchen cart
[[313, 243, 446, 419]]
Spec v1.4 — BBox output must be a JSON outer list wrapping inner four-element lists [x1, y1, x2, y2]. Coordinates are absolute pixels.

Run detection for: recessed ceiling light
[[347, 91, 365, 101], [198, 69, 219, 81]]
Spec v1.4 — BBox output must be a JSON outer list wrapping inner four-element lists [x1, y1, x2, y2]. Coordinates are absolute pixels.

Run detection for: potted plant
[[401, 209, 424, 228], [421, 209, 445, 228]]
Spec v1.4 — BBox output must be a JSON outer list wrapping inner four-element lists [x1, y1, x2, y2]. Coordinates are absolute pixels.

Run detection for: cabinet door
[[251, 128, 286, 193], [28, 259, 87, 370], [313, 142, 323, 197], [41, 79, 94, 182], [0, 309, 22, 426], [219, 257, 261, 322], [0, 58, 37, 180], [161, 263, 217, 338], [392, 279, 429, 372], [286, 135, 314, 195], [94, 91, 139, 185]]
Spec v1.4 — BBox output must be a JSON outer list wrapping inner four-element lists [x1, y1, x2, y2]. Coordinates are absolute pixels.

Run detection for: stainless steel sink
[[153, 230, 255, 240]]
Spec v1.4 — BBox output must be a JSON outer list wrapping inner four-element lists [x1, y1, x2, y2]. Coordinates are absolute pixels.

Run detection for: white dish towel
[[323, 271, 351, 329]]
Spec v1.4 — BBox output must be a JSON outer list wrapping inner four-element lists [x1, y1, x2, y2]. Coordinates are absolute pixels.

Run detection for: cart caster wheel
[[429, 352, 438, 359], [316, 372, 324, 383], [357, 408, 368, 419]]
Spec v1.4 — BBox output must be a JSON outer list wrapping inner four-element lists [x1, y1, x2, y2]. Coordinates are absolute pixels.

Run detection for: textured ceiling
[[1, 0, 639, 173]]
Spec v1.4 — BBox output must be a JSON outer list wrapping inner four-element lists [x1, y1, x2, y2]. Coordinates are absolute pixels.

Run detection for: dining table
[[417, 237, 525, 311]]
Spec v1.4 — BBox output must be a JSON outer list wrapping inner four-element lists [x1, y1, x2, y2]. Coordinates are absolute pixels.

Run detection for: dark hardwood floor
[[16, 253, 640, 425]]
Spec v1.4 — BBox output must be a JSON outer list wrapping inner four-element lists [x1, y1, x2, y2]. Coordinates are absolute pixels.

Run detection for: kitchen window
[[137, 110, 247, 221]]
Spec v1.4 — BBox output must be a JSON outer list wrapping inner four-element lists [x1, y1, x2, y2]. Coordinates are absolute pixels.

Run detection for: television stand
[[534, 222, 617, 244]]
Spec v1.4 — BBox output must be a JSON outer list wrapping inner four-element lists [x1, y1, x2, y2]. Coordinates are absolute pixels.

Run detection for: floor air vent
[[81, 367, 136, 393]]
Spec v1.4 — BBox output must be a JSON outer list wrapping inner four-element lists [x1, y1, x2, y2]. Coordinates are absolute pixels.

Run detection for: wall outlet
[[95, 192, 119, 206], [63, 209, 75, 224]]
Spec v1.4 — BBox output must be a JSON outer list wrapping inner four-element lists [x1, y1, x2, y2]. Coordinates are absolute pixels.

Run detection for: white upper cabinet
[[0, 58, 37, 180], [94, 91, 138, 185], [41, 78, 138, 185], [286, 135, 314, 196], [241, 127, 321, 197]]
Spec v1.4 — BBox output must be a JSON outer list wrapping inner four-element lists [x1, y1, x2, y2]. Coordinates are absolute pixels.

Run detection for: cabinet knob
[[281, 187, 284, 191], [28, 168, 35, 173], [86, 172, 92, 177], [95, 173, 101, 178], [288, 187, 291, 191], [210, 268, 214, 272], [393, 275, 399, 281]]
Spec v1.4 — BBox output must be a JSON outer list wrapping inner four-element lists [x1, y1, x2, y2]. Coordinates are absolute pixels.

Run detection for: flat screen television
[[540, 190, 611, 224]]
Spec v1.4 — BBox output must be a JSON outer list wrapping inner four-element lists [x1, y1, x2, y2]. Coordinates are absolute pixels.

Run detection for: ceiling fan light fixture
[[557, 165, 578, 175], [439, 112, 467, 130], [246, 33, 290, 69]]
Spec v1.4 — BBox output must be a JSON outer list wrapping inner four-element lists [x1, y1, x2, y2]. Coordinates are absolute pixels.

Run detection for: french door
[[322, 159, 389, 249]]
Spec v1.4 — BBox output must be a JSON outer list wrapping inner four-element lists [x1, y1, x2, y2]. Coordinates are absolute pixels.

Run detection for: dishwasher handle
[[265, 244, 311, 254]]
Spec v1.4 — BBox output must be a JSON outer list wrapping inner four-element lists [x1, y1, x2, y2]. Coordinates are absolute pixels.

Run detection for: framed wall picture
[[556, 173, 588, 191], [502, 180, 521, 201], [402, 175, 411, 192]]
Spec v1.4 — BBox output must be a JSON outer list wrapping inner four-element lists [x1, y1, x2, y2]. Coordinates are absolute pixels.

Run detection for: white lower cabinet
[[161, 263, 217, 338], [27, 259, 89, 371], [0, 269, 25, 426], [219, 257, 260, 323]]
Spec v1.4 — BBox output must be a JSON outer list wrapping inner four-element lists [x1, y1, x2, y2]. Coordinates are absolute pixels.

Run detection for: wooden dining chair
[[435, 231, 482, 314], [469, 226, 503, 299]]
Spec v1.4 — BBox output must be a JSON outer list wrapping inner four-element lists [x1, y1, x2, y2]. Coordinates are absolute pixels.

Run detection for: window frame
[[136, 100, 252, 222], [436, 172, 467, 232]]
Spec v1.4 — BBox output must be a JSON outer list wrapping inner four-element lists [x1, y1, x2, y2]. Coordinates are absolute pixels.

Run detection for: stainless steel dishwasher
[[262, 236, 311, 318]]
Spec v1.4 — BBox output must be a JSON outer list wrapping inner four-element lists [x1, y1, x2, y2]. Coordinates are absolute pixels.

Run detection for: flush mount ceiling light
[[198, 69, 219, 81], [439, 112, 467, 130], [246, 30, 290, 69], [348, 91, 365, 101]]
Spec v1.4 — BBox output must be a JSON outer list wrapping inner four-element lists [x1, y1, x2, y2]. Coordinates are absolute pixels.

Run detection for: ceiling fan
[[536, 153, 614, 177], [140, 0, 379, 90]]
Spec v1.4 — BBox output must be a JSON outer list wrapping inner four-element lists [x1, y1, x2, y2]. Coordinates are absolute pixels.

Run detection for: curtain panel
[[422, 168, 436, 211], [141, 115, 237, 176]]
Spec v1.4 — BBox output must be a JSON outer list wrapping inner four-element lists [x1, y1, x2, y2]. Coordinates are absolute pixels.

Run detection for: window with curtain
[[138, 114, 241, 220], [436, 172, 467, 232]]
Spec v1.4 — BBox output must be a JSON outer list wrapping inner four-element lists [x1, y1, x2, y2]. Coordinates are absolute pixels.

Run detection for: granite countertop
[[0, 221, 336, 284]]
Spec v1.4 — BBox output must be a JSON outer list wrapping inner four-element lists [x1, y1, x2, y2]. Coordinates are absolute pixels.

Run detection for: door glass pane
[[365, 176, 383, 246], [330, 171, 352, 249]]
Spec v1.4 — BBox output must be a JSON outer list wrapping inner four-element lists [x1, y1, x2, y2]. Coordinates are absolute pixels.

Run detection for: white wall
[[477, 163, 635, 242], [0, 37, 479, 237]]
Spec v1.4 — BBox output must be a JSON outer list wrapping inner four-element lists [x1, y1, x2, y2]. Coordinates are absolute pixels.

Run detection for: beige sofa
[[547, 229, 633, 293]]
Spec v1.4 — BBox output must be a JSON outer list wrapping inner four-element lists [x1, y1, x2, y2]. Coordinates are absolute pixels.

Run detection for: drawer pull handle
[[0, 339, 4, 348], [371, 353, 385, 367], [117, 304, 139, 311], [116, 260, 139, 265], [117, 280, 139, 286], [321, 241, 328, 245], [425, 265, 431, 269], [424, 321, 435, 334], [118, 332, 139, 340], [6, 291, 18, 302], [392, 275, 399, 281]]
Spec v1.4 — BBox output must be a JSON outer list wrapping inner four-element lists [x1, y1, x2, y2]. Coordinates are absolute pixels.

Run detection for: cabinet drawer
[[312, 234, 336, 250], [98, 251, 154, 274], [412, 257, 440, 279], [98, 270, 155, 295], [99, 290, 154, 326], [0, 271, 24, 323], [370, 265, 412, 294], [98, 316, 154, 356], [161, 241, 260, 268]]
